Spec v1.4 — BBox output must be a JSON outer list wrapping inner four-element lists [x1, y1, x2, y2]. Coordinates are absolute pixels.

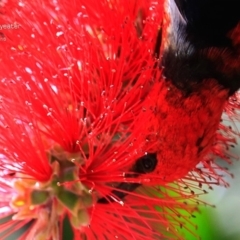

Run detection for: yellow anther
[[15, 200, 25, 207]]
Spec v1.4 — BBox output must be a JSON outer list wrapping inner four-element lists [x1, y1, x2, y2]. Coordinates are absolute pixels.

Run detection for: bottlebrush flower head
[[0, 0, 239, 239]]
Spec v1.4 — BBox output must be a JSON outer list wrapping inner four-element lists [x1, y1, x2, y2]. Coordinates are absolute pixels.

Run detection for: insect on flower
[[0, 0, 239, 239]]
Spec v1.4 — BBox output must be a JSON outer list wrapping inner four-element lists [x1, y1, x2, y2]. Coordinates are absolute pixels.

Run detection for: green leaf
[[62, 215, 74, 240]]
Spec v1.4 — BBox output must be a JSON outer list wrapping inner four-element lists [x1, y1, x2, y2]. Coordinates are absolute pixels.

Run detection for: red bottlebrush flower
[[0, 0, 239, 239]]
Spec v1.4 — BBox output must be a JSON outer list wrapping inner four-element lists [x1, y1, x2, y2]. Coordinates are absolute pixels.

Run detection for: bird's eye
[[97, 153, 158, 204], [135, 153, 158, 173]]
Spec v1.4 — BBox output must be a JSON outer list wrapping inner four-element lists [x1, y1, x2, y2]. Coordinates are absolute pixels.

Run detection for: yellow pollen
[[18, 45, 24, 50], [15, 200, 25, 207]]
